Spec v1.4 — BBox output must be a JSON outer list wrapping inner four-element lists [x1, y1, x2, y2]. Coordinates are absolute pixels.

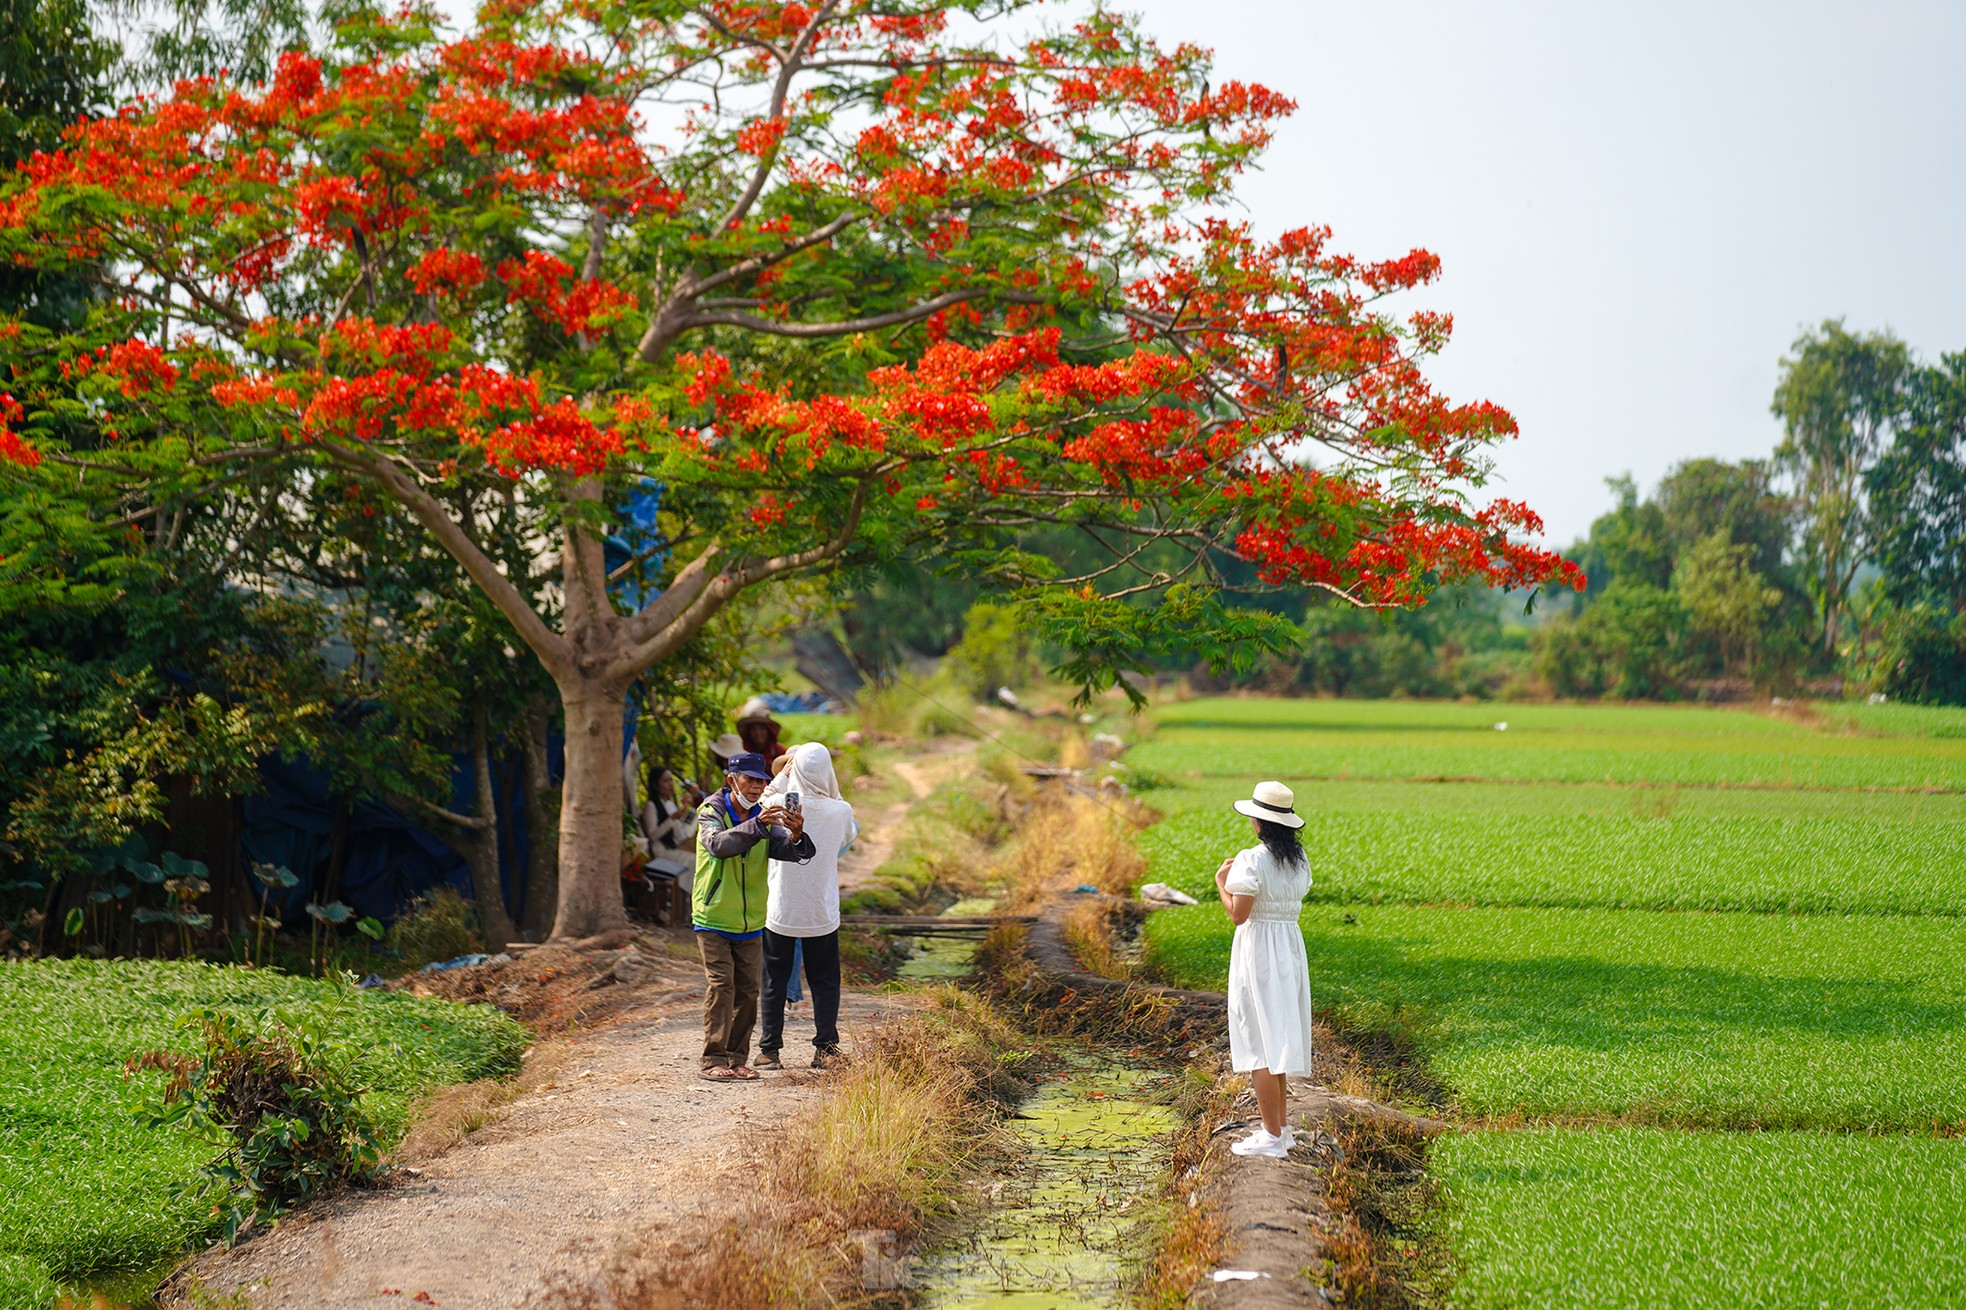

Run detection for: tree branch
[[708, 0, 841, 235], [677, 287, 1024, 341], [326, 444, 569, 676], [613, 478, 869, 678]]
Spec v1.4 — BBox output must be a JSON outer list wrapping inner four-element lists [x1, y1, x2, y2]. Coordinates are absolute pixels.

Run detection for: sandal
[[730, 1064, 762, 1080], [699, 1065, 740, 1081]]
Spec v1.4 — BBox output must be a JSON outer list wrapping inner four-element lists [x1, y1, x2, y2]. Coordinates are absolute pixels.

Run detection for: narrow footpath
[[164, 746, 952, 1310]]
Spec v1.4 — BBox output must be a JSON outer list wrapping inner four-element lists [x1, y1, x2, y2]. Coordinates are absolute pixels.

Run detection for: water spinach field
[[1135, 697, 1966, 1309], [0, 961, 526, 1308]]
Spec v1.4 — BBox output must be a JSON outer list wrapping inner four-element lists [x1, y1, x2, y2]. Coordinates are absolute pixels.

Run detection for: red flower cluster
[[408, 248, 487, 296], [73, 340, 180, 397], [0, 392, 34, 466], [497, 252, 636, 335]]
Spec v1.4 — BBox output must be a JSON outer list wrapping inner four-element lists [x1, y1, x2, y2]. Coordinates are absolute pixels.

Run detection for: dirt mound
[[397, 932, 698, 1031]]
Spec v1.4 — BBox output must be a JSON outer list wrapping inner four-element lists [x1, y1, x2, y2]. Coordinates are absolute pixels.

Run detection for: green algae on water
[[911, 1060, 1179, 1309]]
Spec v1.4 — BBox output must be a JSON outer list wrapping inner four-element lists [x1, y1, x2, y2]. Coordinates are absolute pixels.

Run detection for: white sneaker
[[1230, 1127, 1291, 1158]]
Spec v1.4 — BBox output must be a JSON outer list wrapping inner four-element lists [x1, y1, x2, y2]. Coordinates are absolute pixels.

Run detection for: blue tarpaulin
[[240, 745, 555, 925]]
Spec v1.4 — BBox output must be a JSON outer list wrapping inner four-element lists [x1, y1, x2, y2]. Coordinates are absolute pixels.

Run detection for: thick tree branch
[[612, 478, 869, 677], [708, 0, 840, 235], [327, 444, 569, 675], [677, 287, 1015, 341]]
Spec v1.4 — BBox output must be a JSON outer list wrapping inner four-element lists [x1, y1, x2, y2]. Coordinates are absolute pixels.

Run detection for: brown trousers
[[697, 932, 763, 1068]]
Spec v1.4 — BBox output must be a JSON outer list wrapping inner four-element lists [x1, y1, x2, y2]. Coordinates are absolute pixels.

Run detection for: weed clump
[[127, 1009, 384, 1241], [588, 986, 1030, 1309], [388, 887, 482, 971]]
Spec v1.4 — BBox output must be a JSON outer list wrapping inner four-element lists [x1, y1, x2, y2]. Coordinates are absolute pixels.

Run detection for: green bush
[[1870, 602, 1966, 706], [942, 601, 1036, 701], [388, 886, 482, 970], [132, 1008, 384, 1241]]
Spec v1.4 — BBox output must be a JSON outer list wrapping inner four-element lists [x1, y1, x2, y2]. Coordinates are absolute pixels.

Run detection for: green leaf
[[63, 906, 83, 936], [251, 863, 300, 890]]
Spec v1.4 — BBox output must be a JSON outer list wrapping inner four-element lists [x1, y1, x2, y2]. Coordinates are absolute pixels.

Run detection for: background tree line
[[1232, 322, 1964, 706]]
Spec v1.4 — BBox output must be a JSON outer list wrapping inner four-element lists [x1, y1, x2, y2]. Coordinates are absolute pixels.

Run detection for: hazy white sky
[[1121, 0, 1966, 545]]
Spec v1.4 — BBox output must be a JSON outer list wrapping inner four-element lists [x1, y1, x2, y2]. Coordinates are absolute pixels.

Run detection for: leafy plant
[[245, 862, 298, 967], [127, 1007, 384, 1242], [302, 901, 354, 977], [387, 887, 481, 972], [137, 852, 214, 959]]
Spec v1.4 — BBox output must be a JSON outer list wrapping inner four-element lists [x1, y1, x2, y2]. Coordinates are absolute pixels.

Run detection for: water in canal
[[892, 897, 1180, 1308]]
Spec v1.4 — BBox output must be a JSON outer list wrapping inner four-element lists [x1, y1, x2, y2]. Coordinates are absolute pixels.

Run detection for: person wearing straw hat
[[734, 696, 787, 767], [1214, 779, 1315, 1159]]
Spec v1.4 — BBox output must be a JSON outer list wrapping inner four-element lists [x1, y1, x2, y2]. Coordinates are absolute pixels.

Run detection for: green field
[[0, 960, 527, 1309], [1434, 1128, 1966, 1310], [1144, 779, 1966, 917], [1130, 697, 1966, 791], [1136, 697, 1966, 1307]]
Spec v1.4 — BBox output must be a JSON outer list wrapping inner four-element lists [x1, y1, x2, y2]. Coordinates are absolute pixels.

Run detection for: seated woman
[[640, 763, 698, 887]]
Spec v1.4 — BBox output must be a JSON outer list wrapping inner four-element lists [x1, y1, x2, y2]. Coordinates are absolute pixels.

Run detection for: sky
[[1119, 0, 1966, 546]]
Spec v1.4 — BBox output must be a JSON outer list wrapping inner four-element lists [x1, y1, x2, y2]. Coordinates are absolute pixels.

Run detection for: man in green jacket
[[693, 751, 814, 1081]]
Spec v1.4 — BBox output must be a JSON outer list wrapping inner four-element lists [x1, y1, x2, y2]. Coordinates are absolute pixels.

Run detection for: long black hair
[[646, 763, 676, 823], [1255, 817, 1307, 869]]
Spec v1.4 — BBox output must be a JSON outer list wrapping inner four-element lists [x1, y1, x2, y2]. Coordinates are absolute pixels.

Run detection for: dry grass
[[586, 986, 1027, 1310], [1313, 1019, 1384, 1102], [999, 792, 1151, 912], [1322, 1117, 1455, 1310], [1134, 1064, 1237, 1309], [1060, 897, 1139, 981]]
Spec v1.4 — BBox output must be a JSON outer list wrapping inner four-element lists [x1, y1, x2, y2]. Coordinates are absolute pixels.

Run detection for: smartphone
[[785, 791, 801, 814]]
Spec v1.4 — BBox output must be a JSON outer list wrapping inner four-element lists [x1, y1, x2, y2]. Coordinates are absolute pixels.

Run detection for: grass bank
[[0, 959, 526, 1309]]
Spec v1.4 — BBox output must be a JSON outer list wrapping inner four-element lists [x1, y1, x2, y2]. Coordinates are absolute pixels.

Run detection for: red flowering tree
[[0, 0, 1581, 939]]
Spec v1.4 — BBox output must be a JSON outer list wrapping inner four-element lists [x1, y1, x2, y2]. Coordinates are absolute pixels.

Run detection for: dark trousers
[[760, 928, 841, 1054], [697, 932, 763, 1069]]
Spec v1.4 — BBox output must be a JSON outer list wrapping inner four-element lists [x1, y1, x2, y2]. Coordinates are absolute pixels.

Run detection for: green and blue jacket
[[692, 789, 814, 939]]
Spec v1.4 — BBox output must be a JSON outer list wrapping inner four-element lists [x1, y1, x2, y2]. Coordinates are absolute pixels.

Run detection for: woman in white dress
[[1213, 779, 1315, 1159]]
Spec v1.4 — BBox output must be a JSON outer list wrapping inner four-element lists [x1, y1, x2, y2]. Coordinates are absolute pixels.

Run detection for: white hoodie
[[760, 742, 858, 937]]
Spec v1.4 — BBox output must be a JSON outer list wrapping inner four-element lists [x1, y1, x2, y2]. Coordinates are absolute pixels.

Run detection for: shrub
[[129, 1008, 384, 1241], [1869, 603, 1966, 706], [943, 600, 1036, 701], [388, 886, 482, 971]]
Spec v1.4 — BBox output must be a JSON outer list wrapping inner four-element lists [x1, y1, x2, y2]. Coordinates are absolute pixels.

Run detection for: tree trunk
[[463, 714, 520, 950], [416, 714, 520, 951], [551, 679, 633, 940], [518, 694, 560, 941], [459, 825, 517, 952]]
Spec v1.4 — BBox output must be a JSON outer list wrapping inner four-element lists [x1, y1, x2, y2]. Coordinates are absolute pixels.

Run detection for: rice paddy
[[1135, 696, 1966, 1307]]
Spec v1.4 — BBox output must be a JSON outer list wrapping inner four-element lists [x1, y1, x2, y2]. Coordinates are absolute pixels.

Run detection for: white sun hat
[[1233, 780, 1304, 829]]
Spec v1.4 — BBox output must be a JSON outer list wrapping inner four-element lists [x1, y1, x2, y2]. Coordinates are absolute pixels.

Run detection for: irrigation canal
[[894, 900, 1181, 1310]]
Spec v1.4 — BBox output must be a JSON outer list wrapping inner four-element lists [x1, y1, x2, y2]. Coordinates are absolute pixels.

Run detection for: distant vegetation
[[1172, 323, 1966, 707]]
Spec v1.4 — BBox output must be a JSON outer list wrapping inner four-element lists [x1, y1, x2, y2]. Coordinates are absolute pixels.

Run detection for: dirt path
[[170, 944, 905, 1310], [837, 738, 977, 890], [166, 739, 980, 1310]]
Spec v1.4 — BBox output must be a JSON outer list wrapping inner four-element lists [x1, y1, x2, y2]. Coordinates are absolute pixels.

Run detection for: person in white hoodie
[[754, 742, 858, 1070]]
